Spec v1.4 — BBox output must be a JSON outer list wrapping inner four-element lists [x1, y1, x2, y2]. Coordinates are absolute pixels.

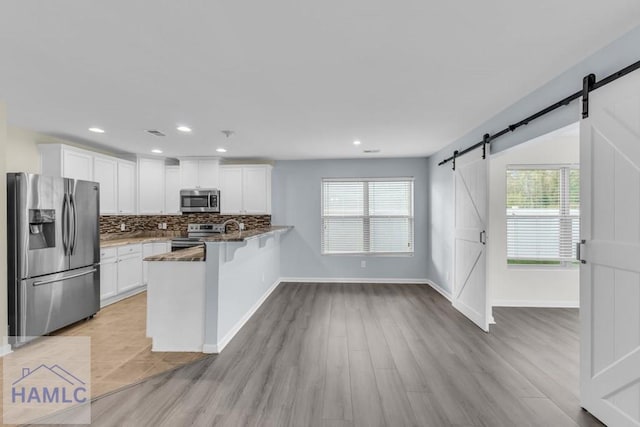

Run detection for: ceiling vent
[[363, 149, 380, 154], [146, 130, 166, 137]]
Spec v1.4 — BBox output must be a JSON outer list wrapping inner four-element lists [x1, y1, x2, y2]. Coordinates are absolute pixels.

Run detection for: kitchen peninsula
[[144, 226, 292, 353]]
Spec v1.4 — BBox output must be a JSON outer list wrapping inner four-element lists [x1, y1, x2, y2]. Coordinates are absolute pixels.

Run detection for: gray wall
[[426, 25, 640, 294], [272, 158, 429, 280]]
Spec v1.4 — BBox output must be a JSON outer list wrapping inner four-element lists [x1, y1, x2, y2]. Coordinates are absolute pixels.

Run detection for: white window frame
[[321, 177, 415, 256], [506, 164, 580, 268]]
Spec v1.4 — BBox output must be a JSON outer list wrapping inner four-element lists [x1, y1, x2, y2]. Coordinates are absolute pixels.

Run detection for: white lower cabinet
[[99, 248, 118, 300], [100, 243, 155, 307], [117, 252, 143, 294]]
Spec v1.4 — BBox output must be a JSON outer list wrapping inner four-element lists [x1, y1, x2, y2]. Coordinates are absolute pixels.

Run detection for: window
[[321, 178, 414, 255], [506, 166, 579, 266]]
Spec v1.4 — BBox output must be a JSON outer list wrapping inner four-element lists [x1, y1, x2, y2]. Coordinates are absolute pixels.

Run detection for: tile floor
[[56, 292, 209, 397], [0, 292, 208, 402]]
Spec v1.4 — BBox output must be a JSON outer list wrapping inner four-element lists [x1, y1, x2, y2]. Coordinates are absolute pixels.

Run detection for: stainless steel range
[[171, 223, 226, 251]]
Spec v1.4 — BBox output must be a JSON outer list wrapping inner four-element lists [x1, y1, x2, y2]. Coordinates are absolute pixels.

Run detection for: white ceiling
[[1, 1, 639, 160]]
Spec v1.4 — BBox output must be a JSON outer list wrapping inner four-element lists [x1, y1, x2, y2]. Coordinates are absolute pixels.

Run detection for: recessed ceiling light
[[151, 149, 163, 154], [353, 140, 361, 145], [216, 148, 227, 153], [177, 126, 192, 133], [89, 127, 105, 133]]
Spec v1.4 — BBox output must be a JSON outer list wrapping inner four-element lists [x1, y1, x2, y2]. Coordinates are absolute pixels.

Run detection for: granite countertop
[[100, 236, 173, 248], [144, 226, 293, 262], [145, 245, 206, 262], [200, 225, 293, 242]]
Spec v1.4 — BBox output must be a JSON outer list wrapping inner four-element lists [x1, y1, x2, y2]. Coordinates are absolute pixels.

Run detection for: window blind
[[321, 178, 414, 255], [506, 167, 579, 264]]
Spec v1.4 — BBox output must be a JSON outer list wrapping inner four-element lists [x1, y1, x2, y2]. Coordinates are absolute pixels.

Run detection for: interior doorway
[[488, 123, 580, 312], [484, 122, 587, 422]]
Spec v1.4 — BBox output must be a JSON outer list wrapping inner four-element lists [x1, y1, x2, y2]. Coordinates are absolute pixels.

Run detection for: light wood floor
[[42, 283, 603, 426], [0, 292, 207, 403], [55, 292, 208, 397]]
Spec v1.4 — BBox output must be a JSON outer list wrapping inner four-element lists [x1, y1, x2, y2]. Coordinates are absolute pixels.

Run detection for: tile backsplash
[[100, 214, 271, 235]]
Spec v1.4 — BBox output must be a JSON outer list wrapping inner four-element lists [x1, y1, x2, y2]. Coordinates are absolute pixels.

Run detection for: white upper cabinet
[[117, 160, 136, 214], [164, 165, 181, 215], [220, 166, 243, 214], [242, 166, 271, 214], [93, 156, 118, 214], [40, 144, 138, 215], [179, 160, 199, 188], [93, 158, 136, 215], [138, 158, 166, 214], [63, 149, 93, 181], [179, 158, 220, 189], [40, 144, 94, 181], [219, 164, 272, 215], [197, 159, 220, 188]]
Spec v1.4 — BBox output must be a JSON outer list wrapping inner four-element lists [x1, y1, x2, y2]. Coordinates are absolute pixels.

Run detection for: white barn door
[[580, 69, 640, 426], [453, 146, 490, 332]]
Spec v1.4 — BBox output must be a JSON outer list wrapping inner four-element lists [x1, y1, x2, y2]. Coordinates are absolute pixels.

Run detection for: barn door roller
[[582, 74, 596, 119]]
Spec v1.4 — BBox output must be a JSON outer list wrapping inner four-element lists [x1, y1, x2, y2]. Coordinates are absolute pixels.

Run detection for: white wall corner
[[202, 344, 218, 354], [0, 343, 13, 358], [214, 278, 282, 354], [425, 279, 452, 302]]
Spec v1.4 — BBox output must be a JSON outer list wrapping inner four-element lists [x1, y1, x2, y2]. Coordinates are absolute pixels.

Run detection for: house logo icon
[[11, 364, 88, 405]]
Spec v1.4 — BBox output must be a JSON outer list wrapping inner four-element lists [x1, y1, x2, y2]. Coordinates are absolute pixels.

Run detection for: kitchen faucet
[[222, 219, 241, 233]]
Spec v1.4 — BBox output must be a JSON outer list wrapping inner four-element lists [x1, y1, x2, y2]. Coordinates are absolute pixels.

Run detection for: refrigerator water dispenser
[[28, 209, 55, 249]]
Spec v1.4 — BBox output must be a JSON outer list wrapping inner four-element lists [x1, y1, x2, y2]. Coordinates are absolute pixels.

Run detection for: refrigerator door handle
[[32, 268, 97, 287], [62, 194, 69, 255], [70, 193, 78, 254]]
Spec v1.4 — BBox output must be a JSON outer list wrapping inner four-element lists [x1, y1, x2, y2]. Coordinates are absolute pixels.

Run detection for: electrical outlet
[[239, 223, 245, 230], [162, 223, 167, 230], [120, 223, 126, 231], [158, 223, 162, 229], [361, 260, 366, 268]]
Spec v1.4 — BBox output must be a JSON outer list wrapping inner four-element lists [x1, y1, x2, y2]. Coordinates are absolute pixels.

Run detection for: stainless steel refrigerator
[[7, 173, 100, 346]]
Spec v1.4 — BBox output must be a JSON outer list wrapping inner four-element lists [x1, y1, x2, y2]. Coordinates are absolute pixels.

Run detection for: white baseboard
[[453, 299, 487, 330], [0, 343, 13, 357], [493, 299, 579, 308], [279, 277, 430, 285], [424, 279, 452, 302], [152, 344, 203, 352], [209, 278, 283, 354]]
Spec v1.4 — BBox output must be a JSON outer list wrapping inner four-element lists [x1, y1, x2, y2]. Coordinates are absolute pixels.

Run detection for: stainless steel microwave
[[180, 189, 220, 213]]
